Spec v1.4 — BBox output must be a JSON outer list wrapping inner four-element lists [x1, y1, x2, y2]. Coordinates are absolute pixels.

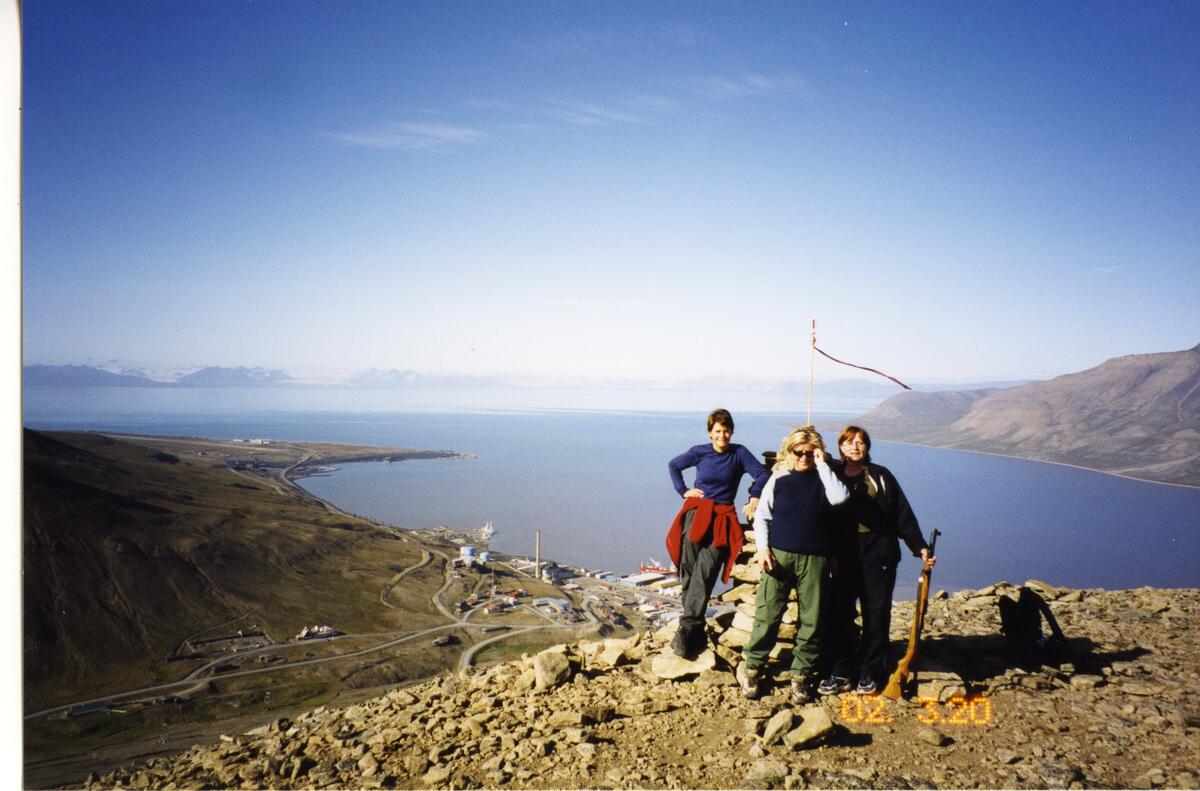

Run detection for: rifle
[[882, 528, 941, 700]]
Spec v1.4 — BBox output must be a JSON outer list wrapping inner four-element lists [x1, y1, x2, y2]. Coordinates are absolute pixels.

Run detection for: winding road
[[26, 522, 593, 723]]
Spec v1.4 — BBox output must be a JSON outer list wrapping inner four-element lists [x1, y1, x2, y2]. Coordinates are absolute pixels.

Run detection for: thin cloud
[[684, 72, 806, 100], [322, 122, 484, 152], [521, 23, 703, 58], [655, 22, 705, 48], [521, 28, 617, 58], [463, 97, 516, 112], [632, 93, 682, 111], [546, 100, 646, 127], [1092, 265, 1120, 274], [498, 121, 541, 135]]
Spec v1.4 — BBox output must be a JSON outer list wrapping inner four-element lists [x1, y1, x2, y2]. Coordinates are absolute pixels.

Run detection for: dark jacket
[[834, 461, 929, 565]]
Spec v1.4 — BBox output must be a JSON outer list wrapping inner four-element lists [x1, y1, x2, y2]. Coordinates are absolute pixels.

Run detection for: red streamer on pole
[[813, 344, 912, 391]]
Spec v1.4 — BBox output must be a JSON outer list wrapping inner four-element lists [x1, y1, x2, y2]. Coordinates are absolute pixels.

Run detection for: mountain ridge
[[859, 345, 1200, 487], [22, 363, 1029, 395]]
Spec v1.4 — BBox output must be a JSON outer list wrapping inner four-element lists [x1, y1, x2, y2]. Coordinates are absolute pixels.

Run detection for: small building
[[621, 572, 667, 587], [68, 702, 111, 718], [539, 563, 574, 584], [531, 597, 570, 613]]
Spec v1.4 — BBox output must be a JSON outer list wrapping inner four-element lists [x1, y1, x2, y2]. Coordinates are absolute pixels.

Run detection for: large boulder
[[729, 563, 762, 584], [718, 583, 758, 604], [717, 626, 752, 649], [762, 709, 794, 746], [534, 648, 573, 691], [916, 671, 968, 703], [783, 705, 834, 749], [649, 649, 717, 680], [744, 758, 790, 786], [579, 635, 642, 670]]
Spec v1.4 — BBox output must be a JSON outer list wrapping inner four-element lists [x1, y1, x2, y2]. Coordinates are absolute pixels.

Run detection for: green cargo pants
[[742, 548, 827, 677]]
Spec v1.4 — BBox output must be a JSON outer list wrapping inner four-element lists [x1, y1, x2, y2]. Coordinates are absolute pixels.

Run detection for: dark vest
[[770, 470, 836, 556]]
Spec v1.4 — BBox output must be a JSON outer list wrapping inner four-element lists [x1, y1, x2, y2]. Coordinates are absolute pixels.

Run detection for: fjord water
[[24, 386, 1200, 597]]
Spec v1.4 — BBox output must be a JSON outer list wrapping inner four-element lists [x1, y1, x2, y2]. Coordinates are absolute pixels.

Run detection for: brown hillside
[[22, 430, 447, 711], [860, 345, 1200, 486], [86, 584, 1200, 790]]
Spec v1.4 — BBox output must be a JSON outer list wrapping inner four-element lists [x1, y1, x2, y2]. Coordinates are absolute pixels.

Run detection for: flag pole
[[807, 319, 816, 427]]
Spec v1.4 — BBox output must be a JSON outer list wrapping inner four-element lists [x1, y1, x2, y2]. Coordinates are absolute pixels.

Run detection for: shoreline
[[872, 437, 1200, 491], [52, 418, 1196, 488], [286, 451, 474, 482]]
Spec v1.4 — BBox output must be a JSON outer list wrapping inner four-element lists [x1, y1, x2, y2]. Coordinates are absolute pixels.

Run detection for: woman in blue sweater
[[666, 408, 770, 659]]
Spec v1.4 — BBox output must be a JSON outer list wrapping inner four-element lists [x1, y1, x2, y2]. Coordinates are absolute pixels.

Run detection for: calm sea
[[23, 386, 1200, 597]]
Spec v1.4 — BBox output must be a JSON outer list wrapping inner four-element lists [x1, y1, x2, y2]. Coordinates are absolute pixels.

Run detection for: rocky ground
[[81, 583, 1199, 790]]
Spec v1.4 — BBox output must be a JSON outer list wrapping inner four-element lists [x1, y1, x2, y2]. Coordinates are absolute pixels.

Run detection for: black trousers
[[676, 510, 728, 639], [826, 533, 898, 681]]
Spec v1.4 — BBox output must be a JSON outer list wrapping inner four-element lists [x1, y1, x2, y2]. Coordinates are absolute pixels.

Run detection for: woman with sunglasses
[[737, 425, 849, 701], [818, 425, 936, 697]]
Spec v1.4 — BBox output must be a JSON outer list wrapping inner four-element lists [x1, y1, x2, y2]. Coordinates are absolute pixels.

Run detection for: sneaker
[[818, 675, 852, 696], [738, 664, 762, 699], [855, 676, 878, 695], [790, 677, 815, 705]]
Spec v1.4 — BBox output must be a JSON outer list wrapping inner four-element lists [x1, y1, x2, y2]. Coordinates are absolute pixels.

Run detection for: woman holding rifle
[[819, 425, 937, 696]]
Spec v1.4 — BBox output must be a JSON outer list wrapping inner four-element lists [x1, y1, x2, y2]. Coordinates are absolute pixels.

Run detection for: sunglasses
[[791, 448, 814, 457]]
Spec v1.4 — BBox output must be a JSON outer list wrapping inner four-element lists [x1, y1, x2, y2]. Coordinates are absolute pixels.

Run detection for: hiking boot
[[790, 676, 815, 704], [855, 676, 878, 695], [669, 629, 695, 660], [818, 675, 852, 696], [737, 664, 762, 699]]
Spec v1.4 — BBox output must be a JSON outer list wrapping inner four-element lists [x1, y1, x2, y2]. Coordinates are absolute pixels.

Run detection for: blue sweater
[[753, 461, 850, 555], [668, 443, 770, 505]]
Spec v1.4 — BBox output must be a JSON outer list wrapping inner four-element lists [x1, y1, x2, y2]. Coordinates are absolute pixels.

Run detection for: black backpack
[[997, 587, 1068, 668]]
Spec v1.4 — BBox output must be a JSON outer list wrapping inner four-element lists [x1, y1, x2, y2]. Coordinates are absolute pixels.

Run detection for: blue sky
[[21, 1, 1200, 384]]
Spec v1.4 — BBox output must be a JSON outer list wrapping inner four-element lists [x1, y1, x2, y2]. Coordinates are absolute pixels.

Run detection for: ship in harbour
[[638, 557, 676, 576]]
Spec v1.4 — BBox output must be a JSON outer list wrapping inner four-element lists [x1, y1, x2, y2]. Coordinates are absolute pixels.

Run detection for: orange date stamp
[[839, 694, 993, 726]]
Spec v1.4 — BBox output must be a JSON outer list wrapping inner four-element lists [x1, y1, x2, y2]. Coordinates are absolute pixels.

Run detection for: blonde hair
[[773, 425, 826, 472]]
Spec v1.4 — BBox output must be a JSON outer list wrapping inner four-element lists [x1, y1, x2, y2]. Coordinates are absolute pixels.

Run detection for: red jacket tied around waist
[[665, 497, 744, 584]]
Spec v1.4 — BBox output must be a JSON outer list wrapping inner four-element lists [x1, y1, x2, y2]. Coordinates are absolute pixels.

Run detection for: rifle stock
[[882, 528, 941, 700]]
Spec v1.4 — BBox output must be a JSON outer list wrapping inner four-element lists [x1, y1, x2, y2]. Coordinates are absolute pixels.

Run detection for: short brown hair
[[837, 425, 872, 462], [707, 408, 734, 432]]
